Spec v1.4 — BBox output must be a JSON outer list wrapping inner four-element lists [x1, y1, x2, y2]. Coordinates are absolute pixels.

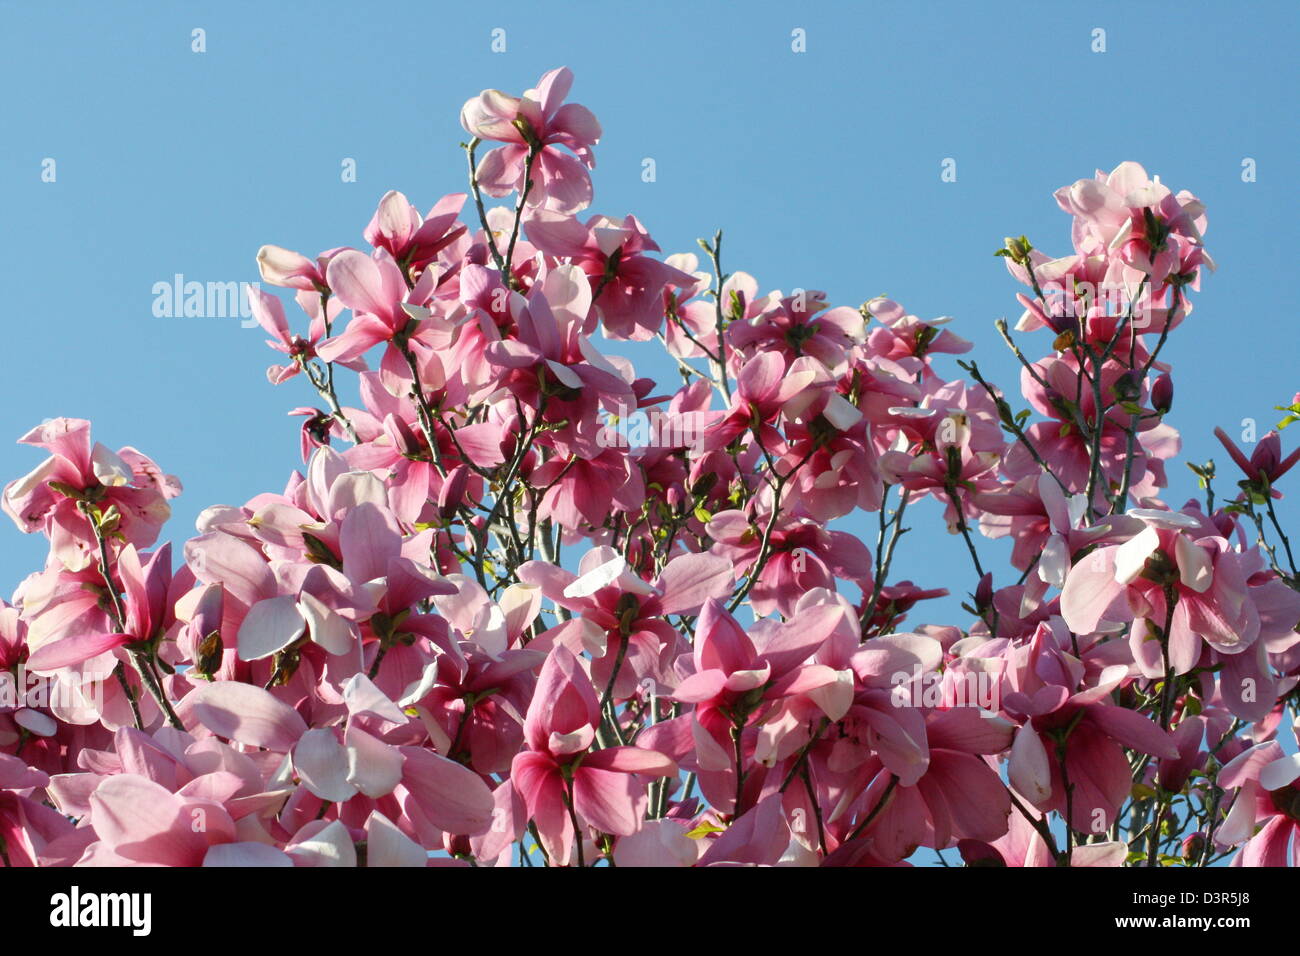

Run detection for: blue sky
[[2, 0, 1298, 636]]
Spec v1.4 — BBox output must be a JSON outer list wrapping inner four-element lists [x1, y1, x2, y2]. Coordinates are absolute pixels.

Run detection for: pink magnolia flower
[[1216, 741, 1300, 866], [530, 447, 640, 531], [484, 267, 635, 457], [780, 411, 882, 522], [1000, 621, 1179, 832], [860, 581, 950, 636], [248, 287, 325, 385], [257, 244, 342, 293], [25, 543, 184, 682], [1054, 161, 1212, 286], [862, 298, 973, 380], [1215, 427, 1300, 497], [661, 255, 726, 361], [839, 707, 1014, 862], [525, 211, 697, 340], [511, 646, 676, 865], [363, 190, 467, 277], [974, 473, 1109, 585], [519, 547, 733, 698], [698, 352, 824, 453], [705, 509, 872, 618], [878, 400, 1004, 530], [672, 600, 842, 813], [0, 753, 75, 866], [1002, 355, 1177, 501], [1060, 508, 1262, 674], [3, 419, 180, 572], [727, 290, 865, 376], [461, 67, 601, 214], [959, 799, 1127, 867]]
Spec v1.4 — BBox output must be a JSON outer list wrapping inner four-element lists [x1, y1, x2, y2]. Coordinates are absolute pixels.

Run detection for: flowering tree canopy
[[3, 67, 1298, 869]]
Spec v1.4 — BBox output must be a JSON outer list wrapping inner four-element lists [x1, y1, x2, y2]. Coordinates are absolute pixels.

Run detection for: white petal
[[365, 811, 428, 867], [1175, 535, 1214, 594], [298, 591, 356, 655], [397, 662, 441, 708], [14, 708, 58, 737], [1259, 753, 1300, 792], [1038, 535, 1069, 589], [204, 842, 294, 867], [293, 728, 358, 802], [342, 673, 408, 724], [545, 359, 583, 390], [345, 725, 403, 798], [1127, 508, 1201, 530], [821, 392, 863, 430], [287, 819, 357, 867], [237, 596, 305, 662], [564, 555, 629, 598], [90, 443, 131, 487], [1113, 526, 1159, 585], [1009, 724, 1053, 807]]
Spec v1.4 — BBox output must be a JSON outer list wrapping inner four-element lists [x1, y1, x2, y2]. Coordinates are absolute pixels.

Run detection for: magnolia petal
[[345, 725, 403, 798], [365, 811, 428, 867], [203, 842, 294, 867], [237, 595, 305, 662], [293, 728, 358, 802], [1114, 526, 1159, 584], [1009, 725, 1053, 808], [191, 681, 307, 752], [287, 819, 357, 867]]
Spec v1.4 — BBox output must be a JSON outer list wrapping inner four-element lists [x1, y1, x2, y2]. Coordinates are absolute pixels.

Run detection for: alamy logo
[[597, 407, 707, 451], [49, 886, 152, 936], [889, 662, 1004, 717], [151, 274, 260, 326], [0, 666, 105, 717]]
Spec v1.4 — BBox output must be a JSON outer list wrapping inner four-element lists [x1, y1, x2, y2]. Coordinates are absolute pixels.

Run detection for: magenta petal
[[399, 746, 495, 835], [572, 766, 644, 837], [88, 774, 206, 867], [582, 746, 676, 777], [190, 681, 307, 752], [1087, 705, 1180, 759], [27, 632, 132, 671]]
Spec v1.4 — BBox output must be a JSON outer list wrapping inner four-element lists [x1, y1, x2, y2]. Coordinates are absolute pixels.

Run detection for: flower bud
[[996, 235, 1033, 266], [1113, 370, 1143, 405], [194, 630, 223, 679], [438, 466, 470, 522], [1151, 373, 1174, 414]]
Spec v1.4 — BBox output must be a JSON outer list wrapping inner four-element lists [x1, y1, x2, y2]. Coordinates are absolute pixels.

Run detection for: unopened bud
[[1113, 370, 1143, 404], [195, 630, 223, 678], [995, 235, 1033, 266], [1151, 373, 1174, 414]]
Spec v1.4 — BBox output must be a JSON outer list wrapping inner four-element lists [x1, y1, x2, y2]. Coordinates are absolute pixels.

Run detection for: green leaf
[[685, 821, 727, 839]]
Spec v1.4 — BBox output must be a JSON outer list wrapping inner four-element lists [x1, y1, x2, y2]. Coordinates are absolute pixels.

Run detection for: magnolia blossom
[[461, 67, 601, 214], [0, 67, 1294, 873]]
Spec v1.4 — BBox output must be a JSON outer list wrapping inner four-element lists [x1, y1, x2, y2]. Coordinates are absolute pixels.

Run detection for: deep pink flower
[[1215, 427, 1300, 497], [2, 419, 180, 572], [1216, 741, 1300, 866], [461, 67, 601, 214], [511, 646, 676, 865]]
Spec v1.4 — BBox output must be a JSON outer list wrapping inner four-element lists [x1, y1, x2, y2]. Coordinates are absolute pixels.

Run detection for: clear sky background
[[2, 0, 1298, 636]]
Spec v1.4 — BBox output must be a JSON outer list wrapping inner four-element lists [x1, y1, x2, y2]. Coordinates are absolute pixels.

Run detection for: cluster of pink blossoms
[[2, 68, 1298, 868]]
